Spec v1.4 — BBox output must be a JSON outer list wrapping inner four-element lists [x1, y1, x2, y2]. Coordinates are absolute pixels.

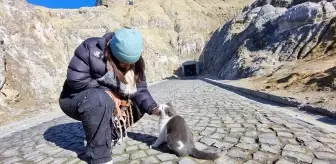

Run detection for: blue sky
[[27, 0, 96, 9]]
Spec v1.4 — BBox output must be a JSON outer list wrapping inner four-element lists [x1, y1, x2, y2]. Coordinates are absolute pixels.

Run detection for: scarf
[[97, 69, 137, 143], [97, 69, 137, 98]]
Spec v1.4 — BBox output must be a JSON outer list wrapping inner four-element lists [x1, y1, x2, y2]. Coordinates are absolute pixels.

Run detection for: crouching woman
[[59, 28, 160, 164]]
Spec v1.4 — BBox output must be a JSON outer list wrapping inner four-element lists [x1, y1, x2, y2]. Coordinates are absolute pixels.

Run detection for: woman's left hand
[[151, 107, 160, 116]]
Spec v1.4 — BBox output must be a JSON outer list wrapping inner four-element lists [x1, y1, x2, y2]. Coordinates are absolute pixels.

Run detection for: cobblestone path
[[1, 79, 336, 164]]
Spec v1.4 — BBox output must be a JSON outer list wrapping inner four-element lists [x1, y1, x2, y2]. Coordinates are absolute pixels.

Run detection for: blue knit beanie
[[109, 28, 143, 64]]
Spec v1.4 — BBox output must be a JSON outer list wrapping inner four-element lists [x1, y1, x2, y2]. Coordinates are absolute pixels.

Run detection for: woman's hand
[[151, 106, 160, 116]]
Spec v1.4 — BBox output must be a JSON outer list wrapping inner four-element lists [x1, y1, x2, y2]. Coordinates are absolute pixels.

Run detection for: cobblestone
[[112, 144, 126, 155], [258, 137, 282, 145], [194, 142, 208, 150], [127, 140, 141, 146], [227, 148, 251, 159], [327, 143, 336, 152], [129, 160, 140, 164], [126, 146, 139, 152], [253, 151, 277, 162], [210, 133, 224, 139], [283, 144, 306, 153], [131, 150, 147, 160], [43, 147, 64, 156], [224, 136, 239, 143], [277, 132, 293, 138], [236, 143, 259, 151], [240, 136, 256, 144], [50, 158, 68, 163], [113, 154, 129, 163], [271, 126, 289, 132], [26, 152, 47, 163], [147, 149, 161, 155], [260, 144, 281, 154], [280, 138, 299, 145], [226, 124, 242, 128], [275, 159, 295, 164], [314, 137, 336, 144], [213, 141, 234, 150], [139, 143, 149, 150], [312, 159, 332, 164], [65, 158, 81, 164], [306, 142, 335, 152], [36, 157, 54, 164], [141, 156, 159, 164], [157, 153, 178, 162], [199, 137, 217, 146], [200, 131, 213, 136], [314, 152, 336, 161], [53, 149, 77, 158], [178, 157, 195, 164], [282, 150, 313, 163], [1, 79, 336, 164], [244, 160, 261, 164], [214, 155, 244, 164], [245, 131, 258, 138], [258, 133, 276, 138], [230, 127, 245, 132], [2, 157, 22, 164], [297, 136, 316, 143]]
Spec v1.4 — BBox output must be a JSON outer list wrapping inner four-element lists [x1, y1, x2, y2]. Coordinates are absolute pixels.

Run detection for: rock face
[[199, 0, 336, 80], [0, 0, 253, 125]]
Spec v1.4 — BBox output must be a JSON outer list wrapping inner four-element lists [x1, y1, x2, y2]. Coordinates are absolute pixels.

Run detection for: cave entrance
[[182, 61, 198, 77]]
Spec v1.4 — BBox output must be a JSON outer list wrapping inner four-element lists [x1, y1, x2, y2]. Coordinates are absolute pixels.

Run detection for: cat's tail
[[190, 147, 220, 160]]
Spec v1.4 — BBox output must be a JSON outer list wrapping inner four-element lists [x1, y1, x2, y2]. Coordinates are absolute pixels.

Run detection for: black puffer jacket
[[60, 32, 158, 115]]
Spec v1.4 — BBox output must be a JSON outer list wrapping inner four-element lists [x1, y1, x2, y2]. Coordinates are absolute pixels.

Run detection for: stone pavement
[[1, 79, 336, 164]]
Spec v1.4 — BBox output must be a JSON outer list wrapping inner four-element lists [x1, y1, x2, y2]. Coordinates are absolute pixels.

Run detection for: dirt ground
[[223, 58, 336, 113]]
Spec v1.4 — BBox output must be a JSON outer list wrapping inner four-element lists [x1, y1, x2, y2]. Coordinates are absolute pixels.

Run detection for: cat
[[150, 101, 220, 160]]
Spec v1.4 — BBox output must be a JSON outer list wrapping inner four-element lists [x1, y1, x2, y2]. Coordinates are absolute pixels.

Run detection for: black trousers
[[59, 88, 145, 164], [59, 88, 116, 164]]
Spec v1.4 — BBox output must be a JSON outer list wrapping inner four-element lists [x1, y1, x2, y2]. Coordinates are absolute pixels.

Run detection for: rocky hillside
[[0, 0, 253, 125], [200, 0, 336, 110], [200, 0, 336, 79]]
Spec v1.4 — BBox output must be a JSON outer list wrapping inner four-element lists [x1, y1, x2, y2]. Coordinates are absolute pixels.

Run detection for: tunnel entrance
[[182, 61, 198, 77]]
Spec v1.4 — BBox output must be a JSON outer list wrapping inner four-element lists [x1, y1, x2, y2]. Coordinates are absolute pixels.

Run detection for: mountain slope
[[0, 0, 253, 125]]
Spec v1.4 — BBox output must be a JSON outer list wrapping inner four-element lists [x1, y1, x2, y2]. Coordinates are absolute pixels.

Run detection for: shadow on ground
[[164, 75, 198, 80], [127, 132, 173, 154], [200, 78, 291, 108], [43, 122, 89, 162], [42, 123, 175, 162], [316, 116, 336, 125]]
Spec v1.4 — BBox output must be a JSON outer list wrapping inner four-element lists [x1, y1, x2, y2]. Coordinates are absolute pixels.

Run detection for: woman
[[59, 28, 160, 164]]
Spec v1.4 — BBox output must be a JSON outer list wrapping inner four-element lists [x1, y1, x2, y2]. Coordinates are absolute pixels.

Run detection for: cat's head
[[158, 100, 177, 119]]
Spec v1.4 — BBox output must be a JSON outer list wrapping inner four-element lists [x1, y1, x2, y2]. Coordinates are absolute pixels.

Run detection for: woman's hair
[[103, 42, 145, 84]]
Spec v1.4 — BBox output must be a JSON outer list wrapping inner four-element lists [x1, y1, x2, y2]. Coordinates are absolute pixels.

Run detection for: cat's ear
[[166, 100, 173, 107]]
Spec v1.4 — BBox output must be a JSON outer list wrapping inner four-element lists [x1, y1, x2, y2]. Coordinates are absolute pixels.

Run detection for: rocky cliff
[[0, 0, 253, 125], [199, 0, 336, 112], [200, 0, 336, 80]]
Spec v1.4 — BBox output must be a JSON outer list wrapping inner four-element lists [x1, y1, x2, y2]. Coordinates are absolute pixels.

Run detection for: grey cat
[[150, 101, 220, 160]]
